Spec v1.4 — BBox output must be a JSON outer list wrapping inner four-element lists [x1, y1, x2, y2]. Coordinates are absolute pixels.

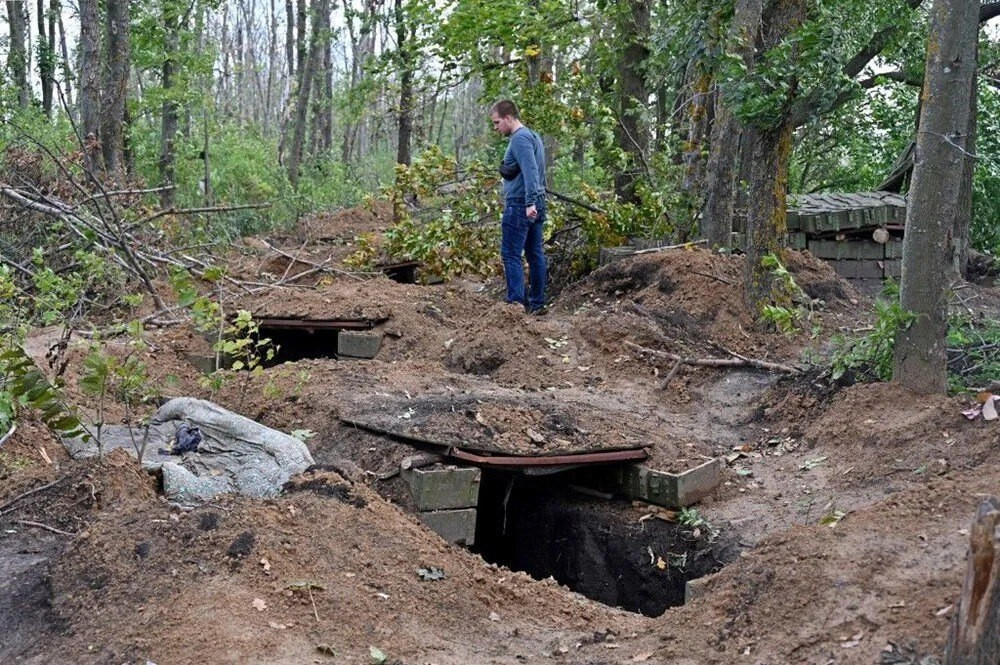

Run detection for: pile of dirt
[[561, 247, 864, 360], [294, 200, 394, 243], [631, 464, 998, 664], [29, 468, 638, 665]]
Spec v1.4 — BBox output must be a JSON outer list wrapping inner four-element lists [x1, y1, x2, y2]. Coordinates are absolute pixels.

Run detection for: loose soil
[[3, 207, 1000, 664]]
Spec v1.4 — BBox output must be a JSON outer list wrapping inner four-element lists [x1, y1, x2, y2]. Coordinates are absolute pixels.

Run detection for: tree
[[394, 0, 415, 168], [79, 0, 103, 171], [6, 0, 31, 108], [101, 0, 132, 175], [892, 0, 979, 394], [613, 0, 651, 205], [37, 0, 58, 116], [287, 0, 328, 188]]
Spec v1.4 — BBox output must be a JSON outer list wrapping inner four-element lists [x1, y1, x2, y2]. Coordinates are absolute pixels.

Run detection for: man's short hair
[[490, 100, 519, 118]]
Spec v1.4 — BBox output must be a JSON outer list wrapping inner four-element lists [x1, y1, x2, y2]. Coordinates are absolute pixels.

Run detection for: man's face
[[491, 112, 513, 136]]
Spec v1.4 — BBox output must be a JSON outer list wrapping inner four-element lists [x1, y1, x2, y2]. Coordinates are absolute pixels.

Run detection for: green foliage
[[946, 316, 1000, 392], [831, 285, 915, 381], [0, 341, 88, 442], [758, 253, 813, 334], [351, 146, 501, 280]]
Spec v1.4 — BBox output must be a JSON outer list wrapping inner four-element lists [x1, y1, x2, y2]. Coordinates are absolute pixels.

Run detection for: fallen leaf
[[935, 605, 953, 617], [316, 644, 336, 656], [268, 621, 287, 630], [632, 652, 654, 662], [370, 646, 388, 664], [656, 557, 667, 570], [489, 611, 501, 622], [260, 557, 271, 573], [252, 598, 267, 612]]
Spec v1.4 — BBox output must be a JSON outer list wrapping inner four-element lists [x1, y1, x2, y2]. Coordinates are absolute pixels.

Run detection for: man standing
[[490, 100, 547, 314]]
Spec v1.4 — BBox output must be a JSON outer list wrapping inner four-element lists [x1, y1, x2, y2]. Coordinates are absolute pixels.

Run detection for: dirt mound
[[1, 449, 157, 535], [33, 470, 634, 665], [561, 248, 863, 360], [296, 201, 394, 242], [794, 382, 997, 483], [635, 465, 998, 664]]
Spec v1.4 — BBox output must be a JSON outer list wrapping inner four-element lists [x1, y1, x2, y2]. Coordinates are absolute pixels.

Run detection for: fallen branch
[[545, 188, 608, 215], [624, 341, 801, 377], [632, 239, 708, 255], [0, 423, 17, 448], [259, 239, 365, 282], [137, 202, 273, 226], [12, 519, 75, 536], [0, 476, 65, 515]]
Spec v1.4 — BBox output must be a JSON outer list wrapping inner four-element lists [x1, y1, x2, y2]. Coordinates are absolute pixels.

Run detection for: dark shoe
[[526, 306, 548, 316]]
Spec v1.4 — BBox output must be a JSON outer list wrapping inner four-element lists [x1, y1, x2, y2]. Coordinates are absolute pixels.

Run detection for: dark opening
[[472, 469, 725, 617], [256, 325, 339, 365], [380, 261, 419, 284]]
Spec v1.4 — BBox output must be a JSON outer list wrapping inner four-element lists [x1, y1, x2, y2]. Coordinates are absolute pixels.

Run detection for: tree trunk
[[160, 5, 181, 209], [78, 0, 103, 171], [944, 496, 1000, 665], [37, 0, 56, 116], [700, 105, 741, 248], [57, 11, 73, 109], [613, 0, 651, 205], [738, 0, 807, 320], [394, 0, 414, 167], [951, 45, 978, 282], [285, 0, 295, 80], [287, 0, 324, 188], [6, 0, 31, 108], [100, 0, 131, 176], [698, 0, 764, 248], [892, 0, 978, 394], [743, 121, 793, 316], [296, 0, 307, 75]]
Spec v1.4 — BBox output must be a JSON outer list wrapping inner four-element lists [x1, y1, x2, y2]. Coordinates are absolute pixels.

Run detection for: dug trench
[[450, 467, 732, 617]]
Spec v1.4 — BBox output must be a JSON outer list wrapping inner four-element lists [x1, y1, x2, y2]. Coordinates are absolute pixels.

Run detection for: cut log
[[944, 496, 1000, 665]]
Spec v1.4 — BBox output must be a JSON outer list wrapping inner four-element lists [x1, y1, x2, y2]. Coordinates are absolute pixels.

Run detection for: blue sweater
[[502, 127, 546, 207]]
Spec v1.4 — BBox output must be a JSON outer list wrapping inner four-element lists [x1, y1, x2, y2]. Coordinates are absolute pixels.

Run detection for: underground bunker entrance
[[256, 324, 339, 365], [471, 468, 726, 617]]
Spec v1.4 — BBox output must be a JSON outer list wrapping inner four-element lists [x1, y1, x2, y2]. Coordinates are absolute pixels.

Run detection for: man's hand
[[526, 204, 538, 220]]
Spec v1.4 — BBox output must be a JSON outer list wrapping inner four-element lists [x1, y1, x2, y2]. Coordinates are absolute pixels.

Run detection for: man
[[490, 100, 547, 315]]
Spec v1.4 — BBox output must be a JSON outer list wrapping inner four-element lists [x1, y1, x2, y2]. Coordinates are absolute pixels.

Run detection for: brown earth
[[3, 208, 1000, 664]]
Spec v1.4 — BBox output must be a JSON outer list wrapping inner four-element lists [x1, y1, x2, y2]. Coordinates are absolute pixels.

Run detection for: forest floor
[[2, 203, 999, 665]]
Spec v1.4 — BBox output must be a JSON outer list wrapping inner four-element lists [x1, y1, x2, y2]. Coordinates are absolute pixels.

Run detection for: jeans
[[501, 198, 547, 311]]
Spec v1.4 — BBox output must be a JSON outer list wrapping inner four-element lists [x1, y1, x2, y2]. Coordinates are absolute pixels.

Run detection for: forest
[[1, 0, 1000, 663]]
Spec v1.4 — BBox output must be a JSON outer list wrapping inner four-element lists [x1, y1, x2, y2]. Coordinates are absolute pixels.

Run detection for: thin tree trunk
[[296, 0, 307, 74], [78, 0, 102, 171], [37, 0, 55, 116], [100, 0, 131, 176], [613, 0, 651, 205], [6, 0, 31, 108], [285, 0, 295, 80], [893, 0, 979, 394], [394, 0, 414, 167], [57, 12, 73, 109], [288, 0, 325, 188], [160, 5, 181, 209]]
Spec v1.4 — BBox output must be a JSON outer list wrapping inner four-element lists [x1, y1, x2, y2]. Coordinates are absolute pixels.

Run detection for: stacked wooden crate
[[787, 191, 906, 285]]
